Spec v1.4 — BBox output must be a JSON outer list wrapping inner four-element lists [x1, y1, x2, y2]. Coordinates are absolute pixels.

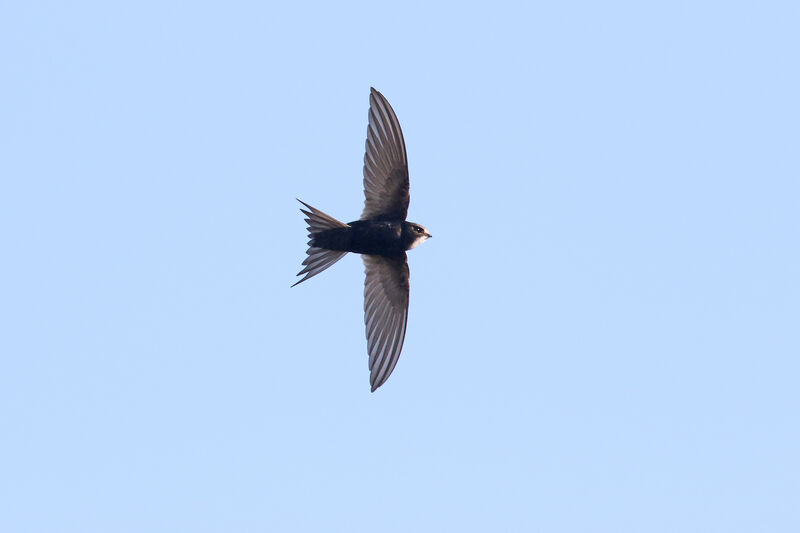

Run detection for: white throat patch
[[408, 234, 430, 250]]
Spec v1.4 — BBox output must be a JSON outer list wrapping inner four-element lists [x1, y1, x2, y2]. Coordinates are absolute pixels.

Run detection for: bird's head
[[405, 222, 432, 250]]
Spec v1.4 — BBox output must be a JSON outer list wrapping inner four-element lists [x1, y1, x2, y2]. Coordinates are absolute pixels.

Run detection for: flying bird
[[293, 88, 431, 392]]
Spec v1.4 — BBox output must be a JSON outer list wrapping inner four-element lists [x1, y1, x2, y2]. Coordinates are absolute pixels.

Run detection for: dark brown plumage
[[293, 88, 431, 391]]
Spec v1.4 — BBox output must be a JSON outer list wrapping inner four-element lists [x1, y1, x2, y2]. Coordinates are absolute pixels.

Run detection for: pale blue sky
[[1, 1, 798, 531]]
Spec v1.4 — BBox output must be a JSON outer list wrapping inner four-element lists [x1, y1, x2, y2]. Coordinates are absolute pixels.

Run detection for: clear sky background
[[1, 1, 798, 531]]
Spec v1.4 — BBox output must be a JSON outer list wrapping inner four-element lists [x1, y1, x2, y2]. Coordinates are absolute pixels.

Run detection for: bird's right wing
[[361, 88, 409, 221], [363, 253, 410, 391]]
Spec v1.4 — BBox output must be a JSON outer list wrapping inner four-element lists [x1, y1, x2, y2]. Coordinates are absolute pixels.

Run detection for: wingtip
[[370, 378, 386, 393]]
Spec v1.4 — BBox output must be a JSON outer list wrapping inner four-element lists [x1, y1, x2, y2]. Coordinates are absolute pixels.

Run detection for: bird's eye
[[414, 227, 422, 233]]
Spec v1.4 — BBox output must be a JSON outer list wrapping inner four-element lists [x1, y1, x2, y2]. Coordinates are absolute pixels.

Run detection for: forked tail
[[292, 199, 349, 287]]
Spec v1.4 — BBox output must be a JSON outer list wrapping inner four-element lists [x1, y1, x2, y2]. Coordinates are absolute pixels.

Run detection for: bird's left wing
[[363, 253, 409, 391]]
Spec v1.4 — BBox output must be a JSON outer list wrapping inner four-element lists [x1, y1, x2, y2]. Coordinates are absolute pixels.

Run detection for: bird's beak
[[425, 232, 432, 238]]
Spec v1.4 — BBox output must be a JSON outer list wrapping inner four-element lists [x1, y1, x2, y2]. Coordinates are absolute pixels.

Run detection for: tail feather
[[298, 199, 348, 232], [292, 200, 349, 287]]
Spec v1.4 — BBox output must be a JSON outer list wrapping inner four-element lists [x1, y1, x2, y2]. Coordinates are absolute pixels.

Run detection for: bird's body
[[293, 88, 431, 392], [312, 220, 427, 256]]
